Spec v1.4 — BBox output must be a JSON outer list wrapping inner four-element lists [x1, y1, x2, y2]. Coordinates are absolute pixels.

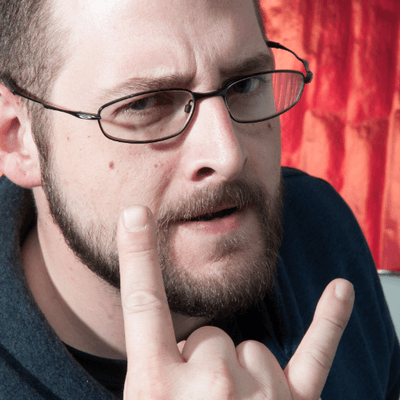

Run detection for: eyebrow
[[99, 51, 274, 103], [220, 51, 275, 80], [100, 73, 192, 103]]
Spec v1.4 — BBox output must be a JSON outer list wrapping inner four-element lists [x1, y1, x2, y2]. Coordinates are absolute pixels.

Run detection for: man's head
[[0, 0, 283, 320]]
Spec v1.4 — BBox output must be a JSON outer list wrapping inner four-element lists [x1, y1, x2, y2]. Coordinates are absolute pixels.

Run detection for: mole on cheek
[[267, 122, 272, 130], [109, 161, 115, 169]]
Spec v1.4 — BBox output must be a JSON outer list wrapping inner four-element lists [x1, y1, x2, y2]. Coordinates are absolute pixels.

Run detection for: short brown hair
[[0, 1, 68, 109]]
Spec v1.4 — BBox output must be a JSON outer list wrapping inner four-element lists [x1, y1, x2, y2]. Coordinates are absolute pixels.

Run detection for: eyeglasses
[[1, 41, 313, 144]]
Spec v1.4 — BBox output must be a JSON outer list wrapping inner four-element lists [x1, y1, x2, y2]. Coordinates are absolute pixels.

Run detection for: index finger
[[117, 205, 182, 369]]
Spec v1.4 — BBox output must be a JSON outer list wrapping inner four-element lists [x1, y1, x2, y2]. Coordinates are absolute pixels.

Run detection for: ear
[[0, 82, 42, 188]]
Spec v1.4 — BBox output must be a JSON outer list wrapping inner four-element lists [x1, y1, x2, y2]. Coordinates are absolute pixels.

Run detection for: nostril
[[196, 167, 214, 180]]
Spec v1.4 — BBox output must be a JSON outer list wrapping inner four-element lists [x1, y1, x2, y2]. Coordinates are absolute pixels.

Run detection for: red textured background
[[260, 0, 400, 271]]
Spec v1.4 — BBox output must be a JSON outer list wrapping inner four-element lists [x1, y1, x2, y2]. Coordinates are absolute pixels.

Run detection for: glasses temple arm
[[266, 41, 313, 83], [1, 75, 100, 121]]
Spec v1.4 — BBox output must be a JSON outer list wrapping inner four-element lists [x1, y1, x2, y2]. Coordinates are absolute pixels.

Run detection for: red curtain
[[260, 0, 400, 271]]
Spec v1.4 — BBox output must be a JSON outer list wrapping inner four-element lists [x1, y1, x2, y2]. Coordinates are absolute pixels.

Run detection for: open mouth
[[189, 207, 239, 222]]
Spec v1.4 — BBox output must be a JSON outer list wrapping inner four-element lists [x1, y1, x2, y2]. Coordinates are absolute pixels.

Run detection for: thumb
[[284, 279, 354, 400]]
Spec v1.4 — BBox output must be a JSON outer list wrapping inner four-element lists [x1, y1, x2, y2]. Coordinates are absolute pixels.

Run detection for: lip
[[175, 206, 247, 235], [185, 204, 238, 222]]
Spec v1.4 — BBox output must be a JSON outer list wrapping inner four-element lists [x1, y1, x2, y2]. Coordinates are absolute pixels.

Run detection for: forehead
[[52, 0, 268, 104]]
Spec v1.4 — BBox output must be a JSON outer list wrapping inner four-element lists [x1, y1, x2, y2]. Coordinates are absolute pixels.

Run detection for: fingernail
[[122, 205, 149, 232], [335, 280, 354, 301]]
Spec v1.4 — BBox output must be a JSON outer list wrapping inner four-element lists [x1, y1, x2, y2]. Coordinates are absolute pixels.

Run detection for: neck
[[21, 196, 207, 359]]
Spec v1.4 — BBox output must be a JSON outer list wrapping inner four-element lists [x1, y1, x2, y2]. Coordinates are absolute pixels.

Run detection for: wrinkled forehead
[[51, 0, 268, 103]]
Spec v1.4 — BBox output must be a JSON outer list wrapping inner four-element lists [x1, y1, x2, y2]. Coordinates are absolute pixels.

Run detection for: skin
[[28, 0, 281, 357], [118, 206, 354, 399], [0, 0, 355, 398]]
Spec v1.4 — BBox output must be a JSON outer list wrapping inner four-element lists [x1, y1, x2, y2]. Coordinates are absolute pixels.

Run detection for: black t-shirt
[[65, 344, 127, 399]]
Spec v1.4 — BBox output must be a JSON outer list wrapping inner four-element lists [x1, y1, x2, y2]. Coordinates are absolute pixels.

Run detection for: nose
[[181, 96, 248, 183]]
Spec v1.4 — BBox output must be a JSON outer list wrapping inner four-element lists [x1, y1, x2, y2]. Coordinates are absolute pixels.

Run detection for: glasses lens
[[99, 90, 194, 143], [226, 71, 305, 122]]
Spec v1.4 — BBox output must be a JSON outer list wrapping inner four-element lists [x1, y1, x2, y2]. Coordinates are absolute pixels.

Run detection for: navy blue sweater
[[0, 168, 399, 399]]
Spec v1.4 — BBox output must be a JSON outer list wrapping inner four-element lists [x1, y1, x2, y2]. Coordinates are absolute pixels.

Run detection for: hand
[[117, 205, 354, 400]]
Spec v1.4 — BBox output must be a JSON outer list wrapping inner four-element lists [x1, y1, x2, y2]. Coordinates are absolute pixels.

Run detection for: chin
[[158, 229, 277, 320]]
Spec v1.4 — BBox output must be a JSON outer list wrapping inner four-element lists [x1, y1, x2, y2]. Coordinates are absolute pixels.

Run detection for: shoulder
[[281, 166, 354, 221], [280, 166, 367, 259], [279, 167, 400, 399], [280, 166, 375, 283]]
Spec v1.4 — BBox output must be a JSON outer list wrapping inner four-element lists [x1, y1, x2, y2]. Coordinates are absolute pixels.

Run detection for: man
[[0, 0, 398, 398]]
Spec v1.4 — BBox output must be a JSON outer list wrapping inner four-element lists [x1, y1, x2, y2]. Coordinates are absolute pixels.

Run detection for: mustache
[[156, 178, 269, 229]]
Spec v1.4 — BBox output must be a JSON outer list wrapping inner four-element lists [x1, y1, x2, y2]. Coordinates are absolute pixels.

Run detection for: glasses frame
[[1, 41, 313, 144]]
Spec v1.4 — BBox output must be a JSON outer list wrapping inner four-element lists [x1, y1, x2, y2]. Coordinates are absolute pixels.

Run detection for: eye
[[125, 93, 171, 113], [128, 96, 152, 111], [231, 77, 263, 94]]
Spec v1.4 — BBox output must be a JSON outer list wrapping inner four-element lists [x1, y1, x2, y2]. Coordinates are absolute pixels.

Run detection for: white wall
[[379, 272, 400, 340]]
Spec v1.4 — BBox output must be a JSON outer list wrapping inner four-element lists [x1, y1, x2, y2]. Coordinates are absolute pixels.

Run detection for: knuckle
[[328, 313, 348, 331], [122, 289, 168, 315], [196, 325, 227, 337], [320, 313, 348, 336], [189, 325, 234, 344], [203, 366, 235, 399], [122, 247, 158, 264], [239, 339, 267, 351], [304, 344, 334, 373], [236, 339, 272, 360], [214, 377, 235, 399]]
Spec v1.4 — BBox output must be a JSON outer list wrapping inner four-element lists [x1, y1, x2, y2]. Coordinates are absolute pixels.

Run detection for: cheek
[[242, 119, 281, 189], [53, 136, 178, 222], [50, 116, 100, 172]]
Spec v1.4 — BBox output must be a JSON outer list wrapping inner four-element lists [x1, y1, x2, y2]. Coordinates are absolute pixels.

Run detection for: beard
[[156, 178, 284, 319], [39, 142, 283, 321]]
